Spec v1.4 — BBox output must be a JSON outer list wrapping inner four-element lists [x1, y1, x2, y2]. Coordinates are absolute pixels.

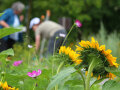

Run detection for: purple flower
[[13, 60, 23, 66], [27, 69, 41, 78], [75, 20, 82, 27]]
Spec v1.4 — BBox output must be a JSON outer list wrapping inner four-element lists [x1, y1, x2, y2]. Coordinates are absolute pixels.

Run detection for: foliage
[[0, 27, 21, 39], [102, 80, 120, 90], [1, 0, 120, 35], [47, 67, 76, 90]]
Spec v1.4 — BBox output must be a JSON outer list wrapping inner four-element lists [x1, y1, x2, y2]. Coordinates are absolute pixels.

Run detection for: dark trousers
[[47, 29, 66, 55], [0, 38, 15, 52], [0, 39, 7, 52]]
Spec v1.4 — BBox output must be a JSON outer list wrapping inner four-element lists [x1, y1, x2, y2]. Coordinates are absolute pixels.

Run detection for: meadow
[[0, 20, 120, 90]]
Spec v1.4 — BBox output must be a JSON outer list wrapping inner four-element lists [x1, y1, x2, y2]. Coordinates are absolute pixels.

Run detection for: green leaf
[[65, 79, 83, 86], [102, 80, 120, 90], [69, 85, 84, 90], [0, 27, 21, 39], [90, 78, 107, 88], [47, 67, 76, 90], [0, 48, 14, 56], [105, 67, 120, 77], [90, 84, 101, 90]]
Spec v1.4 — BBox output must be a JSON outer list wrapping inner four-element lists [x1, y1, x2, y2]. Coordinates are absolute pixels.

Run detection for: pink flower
[[13, 60, 23, 66], [27, 69, 41, 78], [75, 20, 82, 27]]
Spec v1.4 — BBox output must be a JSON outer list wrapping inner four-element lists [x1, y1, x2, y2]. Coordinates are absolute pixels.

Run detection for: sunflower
[[0, 81, 18, 90], [75, 37, 119, 80], [59, 46, 82, 65]]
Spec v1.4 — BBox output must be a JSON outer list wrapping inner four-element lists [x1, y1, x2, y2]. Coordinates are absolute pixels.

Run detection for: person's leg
[[47, 30, 66, 55], [18, 33, 23, 42], [7, 38, 16, 49], [47, 36, 55, 56], [55, 30, 67, 52], [0, 39, 7, 52]]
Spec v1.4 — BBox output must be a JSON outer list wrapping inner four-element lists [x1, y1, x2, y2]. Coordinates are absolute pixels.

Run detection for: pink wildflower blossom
[[27, 69, 41, 78], [75, 20, 82, 27], [13, 60, 23, 66]]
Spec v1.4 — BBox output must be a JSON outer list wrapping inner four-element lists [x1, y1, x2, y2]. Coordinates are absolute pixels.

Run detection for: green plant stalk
[[77, 69, 85, 89], [1, 61, 8, 82], [1, 76, 4, 82], [52, 38, 57, 77], [55, 62, 64, 90], [62, 24, 75, 46], [52, 59, 54, 76], [85, 58, 96, 90], [28, 50, 31, 65], [33, 82, 36, 90], [34, 53, 39, 64], [53, 38, 57, 56]]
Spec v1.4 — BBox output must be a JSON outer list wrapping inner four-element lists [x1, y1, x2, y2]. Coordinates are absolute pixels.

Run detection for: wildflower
[[13, 60, 23, 66], [65, 47, 71, 55], [59, 46, 66, 54], [28, 44, 33, 48], [59, 46, 82, 65], [0, 81, 18, 90], [76, 37, 119, 68], [97, 75, 101, 80], [75, 20, 82, 27], [27, 69, 42, 78], [106, 72, 116, 80], [76, 37, 119, 80]]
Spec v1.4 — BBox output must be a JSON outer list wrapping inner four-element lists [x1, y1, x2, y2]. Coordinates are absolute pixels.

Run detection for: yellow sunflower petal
[[75, 45, 83, 51], [103, 49, 112, 56], [65, 47, 71, 55], [99, 45, 105, 51], [79, 41, 89, 48], [108, 73, 116, 80], [2, 81, 8, 89], [75, 59, 82, 65], [0, 82, 3, 87], [97, 75, 101, 80], [59, 46, 66, 54]]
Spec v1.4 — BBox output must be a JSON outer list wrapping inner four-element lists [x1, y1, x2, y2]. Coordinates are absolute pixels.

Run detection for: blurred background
[[1, 0, 120, 35], [1, 0, 120, 59]]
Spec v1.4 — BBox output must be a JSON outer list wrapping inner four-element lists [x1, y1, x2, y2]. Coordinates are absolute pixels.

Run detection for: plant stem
[[52, 58, 54, 76], [56, 62, 64, 74], [77, 69, 85, 89], [52, 37, 57, 76], [53, 38, 57, 56], [33, 82, 36, 90], [85, 58, 96, 90], [62, 24, 75, 46], [28, 50, 30, 65], [55, 62, 64, 90], [1, 76, 4, 82]]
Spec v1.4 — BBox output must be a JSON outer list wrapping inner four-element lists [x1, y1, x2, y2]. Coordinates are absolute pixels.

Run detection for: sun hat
[[30, 17, 40, 29]]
